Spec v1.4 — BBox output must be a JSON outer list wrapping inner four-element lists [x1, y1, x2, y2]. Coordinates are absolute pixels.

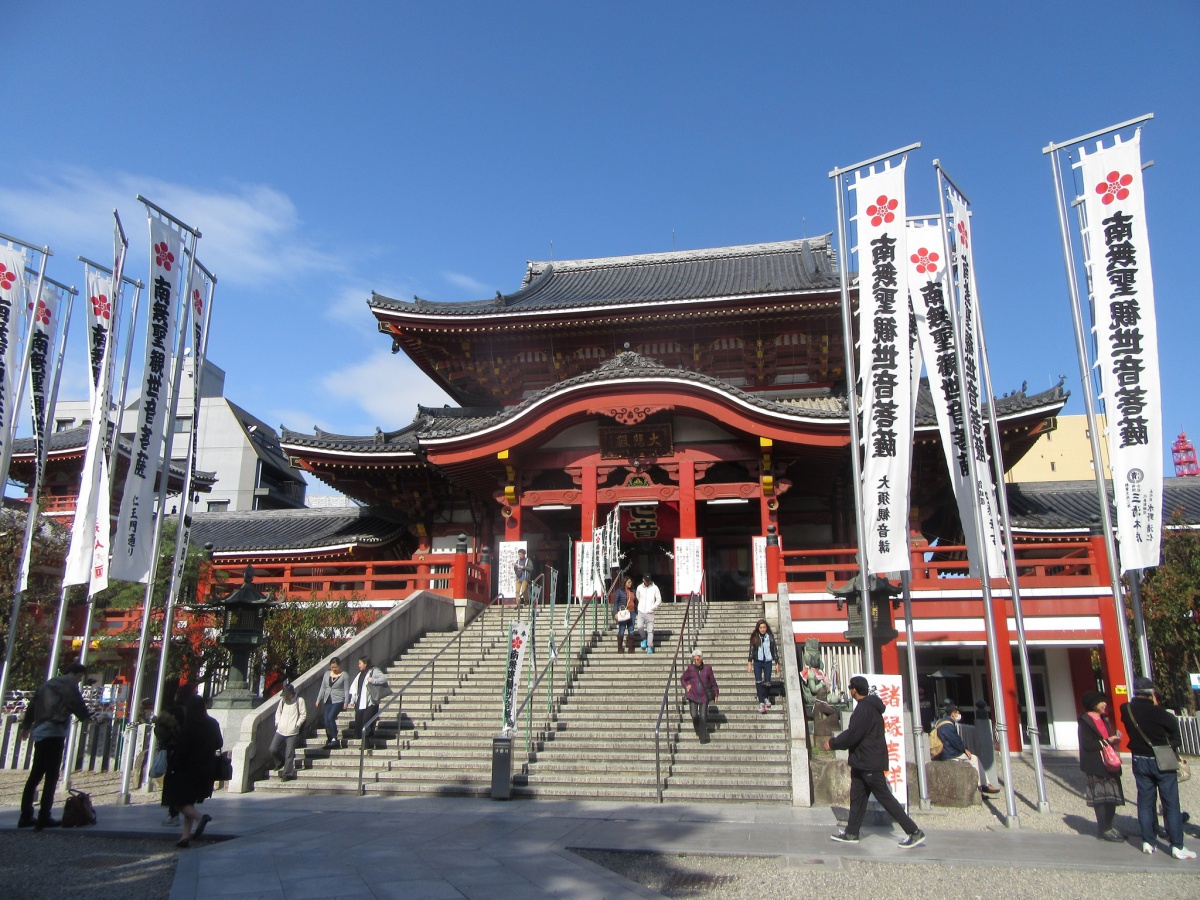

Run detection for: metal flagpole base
[[919, 799, 932, 811], [1000, 814, 1020, 829], [1036, 801, 1050, 814]]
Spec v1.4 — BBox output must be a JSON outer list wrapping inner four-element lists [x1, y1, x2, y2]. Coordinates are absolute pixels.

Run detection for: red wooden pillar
[[989, 586, 1022, 752], [679, 456, 696, 538], [580, 462, 597, 538], [765, 525, 781, 594], [451, 533, 468, 600]]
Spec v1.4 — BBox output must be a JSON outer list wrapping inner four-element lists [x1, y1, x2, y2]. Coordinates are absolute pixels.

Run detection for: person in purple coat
[[681, 650, 719, 744]]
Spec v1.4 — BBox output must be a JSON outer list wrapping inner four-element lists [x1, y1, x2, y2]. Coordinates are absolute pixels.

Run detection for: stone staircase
[[516, 599, 791, 803], [255, 598, 792, 803]]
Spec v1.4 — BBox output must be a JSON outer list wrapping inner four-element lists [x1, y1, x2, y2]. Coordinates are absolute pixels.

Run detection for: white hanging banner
[[672, 538, 703, 596], [64, 266, 121, 587], [907, 220, 999, 577], [854, 161, 913, 574], [0, 245, 25, 466], [26, 281, 62, 490], [111, 215, 183, 583], [857, 672, 909, 809], [502, 619, 530, 730], [572, 541, 603, 601], [1078, 132, 1162, 572], [946, 193, 1005, 576]]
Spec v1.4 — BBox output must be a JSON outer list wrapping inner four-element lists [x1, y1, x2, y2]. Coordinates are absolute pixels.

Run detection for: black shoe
[[1100, 829, 1125, 843], [17, 812, 35, 828], [193, 814, 212, 839], [34, 817, 61, 831], [176, 839, 191, 849], [899, 829, 926, 848], [280, 773, 296, 782], [830, 831, 860, 843]]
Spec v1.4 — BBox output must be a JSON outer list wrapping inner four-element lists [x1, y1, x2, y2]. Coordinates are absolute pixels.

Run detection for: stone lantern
[[210, 565, 275, 709]]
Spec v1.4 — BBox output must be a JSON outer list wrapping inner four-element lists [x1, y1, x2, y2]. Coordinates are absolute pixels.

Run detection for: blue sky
[[2, 2, 1197, 492]]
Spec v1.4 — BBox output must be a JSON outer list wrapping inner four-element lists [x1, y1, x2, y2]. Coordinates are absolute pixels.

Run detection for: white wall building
[[54, 357, 307, 512]]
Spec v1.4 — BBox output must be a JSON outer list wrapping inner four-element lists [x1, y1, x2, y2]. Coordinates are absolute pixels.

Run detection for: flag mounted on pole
[[110, 212, 185, 583], [853, 159, 914, 575], [1077, 131, 1162, 572]]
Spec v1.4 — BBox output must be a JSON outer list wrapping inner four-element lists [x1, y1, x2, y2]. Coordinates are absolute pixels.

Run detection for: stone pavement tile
[[195, 870, 290, 896], [443, 860, 537, 888], [278, 873, 375, 900], [370, 878, 466, 899]]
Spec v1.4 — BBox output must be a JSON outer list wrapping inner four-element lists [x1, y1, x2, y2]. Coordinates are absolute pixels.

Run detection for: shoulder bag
[[1090, 715, 1121, 773], [1127, 705, 1180, 772]]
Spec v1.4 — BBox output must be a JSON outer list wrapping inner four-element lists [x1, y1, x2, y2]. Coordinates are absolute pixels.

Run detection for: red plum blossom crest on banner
[[910, 247, 939, 274], [1096, 170, 1133, 205], [91, 293, 111, 320], [193, 288, 203, 316], [154, 241, 175, 270], [867, 195, 898, 227], [0, 263, 15, 290], [29, 299, 51, 325], [956, 221, 969, 248]]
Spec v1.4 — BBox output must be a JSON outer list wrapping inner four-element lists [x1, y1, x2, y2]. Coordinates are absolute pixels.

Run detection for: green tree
[[0, 507, 73, 690], [258, 594, 363, 694], [1139, 512, 1200, 712]]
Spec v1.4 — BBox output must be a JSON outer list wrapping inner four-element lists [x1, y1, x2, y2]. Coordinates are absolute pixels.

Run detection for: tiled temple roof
[[191, 507, 406, 554], [280, 352, 1069, 452], [1005, 477, 1200, 531], [369, 236, 840, 317]]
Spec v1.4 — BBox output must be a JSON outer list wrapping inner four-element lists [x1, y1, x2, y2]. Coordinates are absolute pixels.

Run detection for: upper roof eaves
[[369, 236, 840, 318]]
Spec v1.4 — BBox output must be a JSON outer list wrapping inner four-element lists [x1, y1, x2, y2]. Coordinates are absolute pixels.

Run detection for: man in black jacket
[[824, 675, 925, 848], [18, 663, 91, 830], [1120, 676, 1194, 859]]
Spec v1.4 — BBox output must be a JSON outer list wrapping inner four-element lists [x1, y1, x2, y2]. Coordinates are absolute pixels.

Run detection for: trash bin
[[491, 735, 513, 800]]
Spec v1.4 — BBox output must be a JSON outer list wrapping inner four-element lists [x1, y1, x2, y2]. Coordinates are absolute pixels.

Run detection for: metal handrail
[[507, 587, 605, 756], [653, 573, 708, 802], [355, 601, 505, 794]]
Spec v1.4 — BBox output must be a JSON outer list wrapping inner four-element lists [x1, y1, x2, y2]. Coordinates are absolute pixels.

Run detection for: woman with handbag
[[1119, 676, 1195, 859], [1077, 690, 1126, 843], [614, 578, 636, 654], [163, 695, 223, 849]]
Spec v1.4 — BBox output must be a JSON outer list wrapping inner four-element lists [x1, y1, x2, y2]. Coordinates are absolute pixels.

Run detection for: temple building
[[18, 235, 1199, 752]]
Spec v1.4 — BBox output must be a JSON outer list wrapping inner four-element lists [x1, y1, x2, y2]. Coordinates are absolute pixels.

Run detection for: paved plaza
[[4, 780, 1200, 898]]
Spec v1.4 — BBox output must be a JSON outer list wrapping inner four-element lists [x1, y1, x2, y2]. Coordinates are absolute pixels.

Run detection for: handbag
[[1178, 756, 1192, 783], [616, 608, 631, 622], [1099, 740, 1122, 773], [149, 748, 169, 779], [215, 753, 234, 781], [1127, 704, 1180, 772]]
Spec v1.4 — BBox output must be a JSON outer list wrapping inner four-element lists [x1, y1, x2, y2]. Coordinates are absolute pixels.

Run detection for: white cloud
[[442, 270, 493, 296], [0, 166, 345, 289], [320, 350, 455, 431]]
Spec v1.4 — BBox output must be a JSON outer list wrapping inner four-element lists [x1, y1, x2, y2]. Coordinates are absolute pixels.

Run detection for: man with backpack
[[931, 703, 1000, 795], [18, 663, 92, 830]]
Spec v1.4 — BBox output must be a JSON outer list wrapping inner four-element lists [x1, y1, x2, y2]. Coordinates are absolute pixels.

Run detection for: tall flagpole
[[117, 202, 201, 803], [40, 284, 80, 678], [0, 239, 52, 711], [145, 261, 216, 784], [934, 162, 1019, 828], [1043, 123, 1145, 694], [952, 186, 1051, 813]]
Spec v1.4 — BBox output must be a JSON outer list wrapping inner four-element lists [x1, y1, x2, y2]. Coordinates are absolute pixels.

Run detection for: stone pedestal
[[924, 760, 981, 807]]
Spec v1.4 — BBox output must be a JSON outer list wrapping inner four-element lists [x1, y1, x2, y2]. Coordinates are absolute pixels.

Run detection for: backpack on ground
[[928, 718, 949, 758], [61, 789, 97, 827]]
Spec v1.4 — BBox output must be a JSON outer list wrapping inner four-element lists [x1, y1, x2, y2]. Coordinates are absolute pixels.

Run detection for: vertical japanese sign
[[497, 540, 528, 600], [572, 541, 602, 601], [0, 245, 25, 467], [672, 538, 703, 596], [26, 282, 61, 491], [1079, 133, 1161, 571], [502, 619, 530, 730], [64, 265, 120, 587], [854, 162, 913, 574], [111, 216, 182, 583], [946, 194, 1005, 575], [860, 672, 908, 807], [907, 221, 1001, 577]]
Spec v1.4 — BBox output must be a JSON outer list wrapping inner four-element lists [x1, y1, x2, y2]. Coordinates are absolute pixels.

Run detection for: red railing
[[780, 536, 1107, 592], [208, 557, 493, 604]]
